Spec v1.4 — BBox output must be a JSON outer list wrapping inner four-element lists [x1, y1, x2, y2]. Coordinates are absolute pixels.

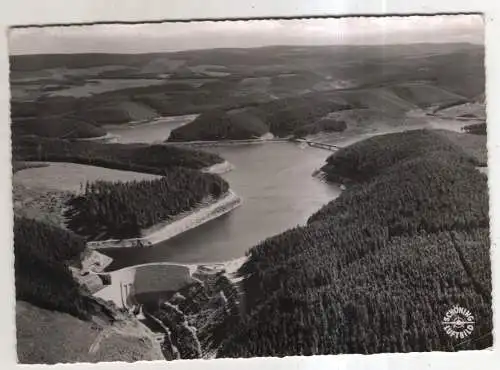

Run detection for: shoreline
[[201, 160, 234, 175], [87, 189, 242, 250], [73, 132, 120, 143], [144, 189, 242, 245], [104, 114, 199, 130]]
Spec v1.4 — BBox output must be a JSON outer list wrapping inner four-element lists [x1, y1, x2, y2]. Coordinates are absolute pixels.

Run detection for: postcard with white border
[[2, 5, 497, 369]]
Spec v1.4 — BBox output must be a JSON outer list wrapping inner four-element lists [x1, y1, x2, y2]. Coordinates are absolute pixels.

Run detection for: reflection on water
[[104, 143, 341, 269]]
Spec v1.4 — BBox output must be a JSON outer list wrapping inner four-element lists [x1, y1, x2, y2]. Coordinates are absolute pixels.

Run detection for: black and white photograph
[[9, 14, 491, 364]]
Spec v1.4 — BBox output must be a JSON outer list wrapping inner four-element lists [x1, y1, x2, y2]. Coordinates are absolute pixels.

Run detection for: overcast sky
[[9, 15, 483, 55]]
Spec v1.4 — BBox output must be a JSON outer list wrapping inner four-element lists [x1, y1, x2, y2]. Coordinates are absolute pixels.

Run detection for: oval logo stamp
[[442, 306, 475, 339]]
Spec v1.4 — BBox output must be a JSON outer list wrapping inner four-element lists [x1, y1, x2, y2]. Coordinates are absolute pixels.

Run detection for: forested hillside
[[168, 93, 352, 141], [14, 216, 166, 363], [12, 116, 107, 139], [168, 109, 270, 141], [13, 136, 223, 173], [257, 95, 351, 137], [65, 170, 229, 240], [167, 80, 473, 142], [11, 43, 483, 140], [14, 217, 99, 319], [218, 130, 491, 357], [319, 129, 482, 184]]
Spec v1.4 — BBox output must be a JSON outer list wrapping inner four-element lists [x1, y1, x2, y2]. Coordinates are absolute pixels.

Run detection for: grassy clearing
[[14, 136, 224, 172], [13, 162, 161, 193], [436, 102, 486, 119], [12, 162, 161, 230], [16, 300, 163, 364], [12, 161, 49, 173], [388, 82, 467, 109], [11, 44, 483, 140]]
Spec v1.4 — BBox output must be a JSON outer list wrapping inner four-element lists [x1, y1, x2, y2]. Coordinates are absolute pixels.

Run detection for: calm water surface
[[105, 114, 198, 143], [101, 112, 476, 270], [104, 143, 340, 269]]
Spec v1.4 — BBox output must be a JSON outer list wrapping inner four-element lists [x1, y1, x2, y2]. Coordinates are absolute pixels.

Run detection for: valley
[[10, 41, 490, 362]]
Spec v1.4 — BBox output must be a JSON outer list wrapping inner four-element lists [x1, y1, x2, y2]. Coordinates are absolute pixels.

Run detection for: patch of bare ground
[[435, 129, 488, 165], [435, 102, 486, 120], [12, 183, 71, 229], [16, 300, 164, 364]]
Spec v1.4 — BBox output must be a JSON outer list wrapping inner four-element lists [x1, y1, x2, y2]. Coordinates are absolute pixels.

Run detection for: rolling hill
[[10, 43, 484, 139]]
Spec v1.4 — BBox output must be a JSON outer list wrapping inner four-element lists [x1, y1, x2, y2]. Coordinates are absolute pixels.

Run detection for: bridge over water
[[163, 137, 340, 151], [162, 138, 289, 148], [294, 139, 340, 152]]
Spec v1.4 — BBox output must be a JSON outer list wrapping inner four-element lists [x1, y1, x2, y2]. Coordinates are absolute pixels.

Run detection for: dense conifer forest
[[258, 95, 351, 137], [168, 109, 269, 142], [12, 116, 107, 139], [168, 94, 352, 141], [292, 118, 347, 138], [14, 217, 96, 319], [64, 170, 229, 240], [217, 129, 491, 357], [13, 136, 224, 174], [319, 129, 483, 184]]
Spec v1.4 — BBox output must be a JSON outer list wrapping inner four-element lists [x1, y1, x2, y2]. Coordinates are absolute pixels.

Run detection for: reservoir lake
[[101, 113, 467, 270], [103, 142, 341, 269]]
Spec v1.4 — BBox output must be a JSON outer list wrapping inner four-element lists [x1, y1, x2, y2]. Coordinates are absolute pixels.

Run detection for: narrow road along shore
[[87, 189, 242, 250], [145, 190, 242, 245]]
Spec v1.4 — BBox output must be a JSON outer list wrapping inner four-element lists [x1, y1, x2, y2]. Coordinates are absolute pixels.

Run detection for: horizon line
[[9, 40, 484, 57]]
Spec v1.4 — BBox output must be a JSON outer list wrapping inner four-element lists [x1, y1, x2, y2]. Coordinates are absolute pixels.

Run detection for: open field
[[10, 43, 484, 138], [50, 78, 167, 98], [13, 162, 161, 193], [435, 101, 486, 119], [16, 300, 164, 364], [12, 161, 49, 173]]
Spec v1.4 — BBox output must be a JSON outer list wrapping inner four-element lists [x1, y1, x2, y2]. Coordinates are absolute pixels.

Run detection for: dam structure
[[93, 263, 195, 311]]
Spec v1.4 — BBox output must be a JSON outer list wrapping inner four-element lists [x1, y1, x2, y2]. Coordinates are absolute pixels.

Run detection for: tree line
[[168, 92, 354, 141], [14, 216, 96, 320], [64, 169, 229, 240], [168, 109, 269, 142], [217, 130, 491, 357], [13, 136, 224, 174], [320, 129, 479, 184]]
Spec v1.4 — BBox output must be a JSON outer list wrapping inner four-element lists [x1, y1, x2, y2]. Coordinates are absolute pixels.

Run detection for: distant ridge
[[10, 42, 482, 72]]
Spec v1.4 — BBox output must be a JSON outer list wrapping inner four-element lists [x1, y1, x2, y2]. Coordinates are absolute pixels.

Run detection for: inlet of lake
[[103, 142, 341, 270], [101, 113, 469, 270]]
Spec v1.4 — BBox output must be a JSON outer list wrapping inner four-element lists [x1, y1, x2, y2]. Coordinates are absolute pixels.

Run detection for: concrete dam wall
[[94, 263, 194, 310]]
